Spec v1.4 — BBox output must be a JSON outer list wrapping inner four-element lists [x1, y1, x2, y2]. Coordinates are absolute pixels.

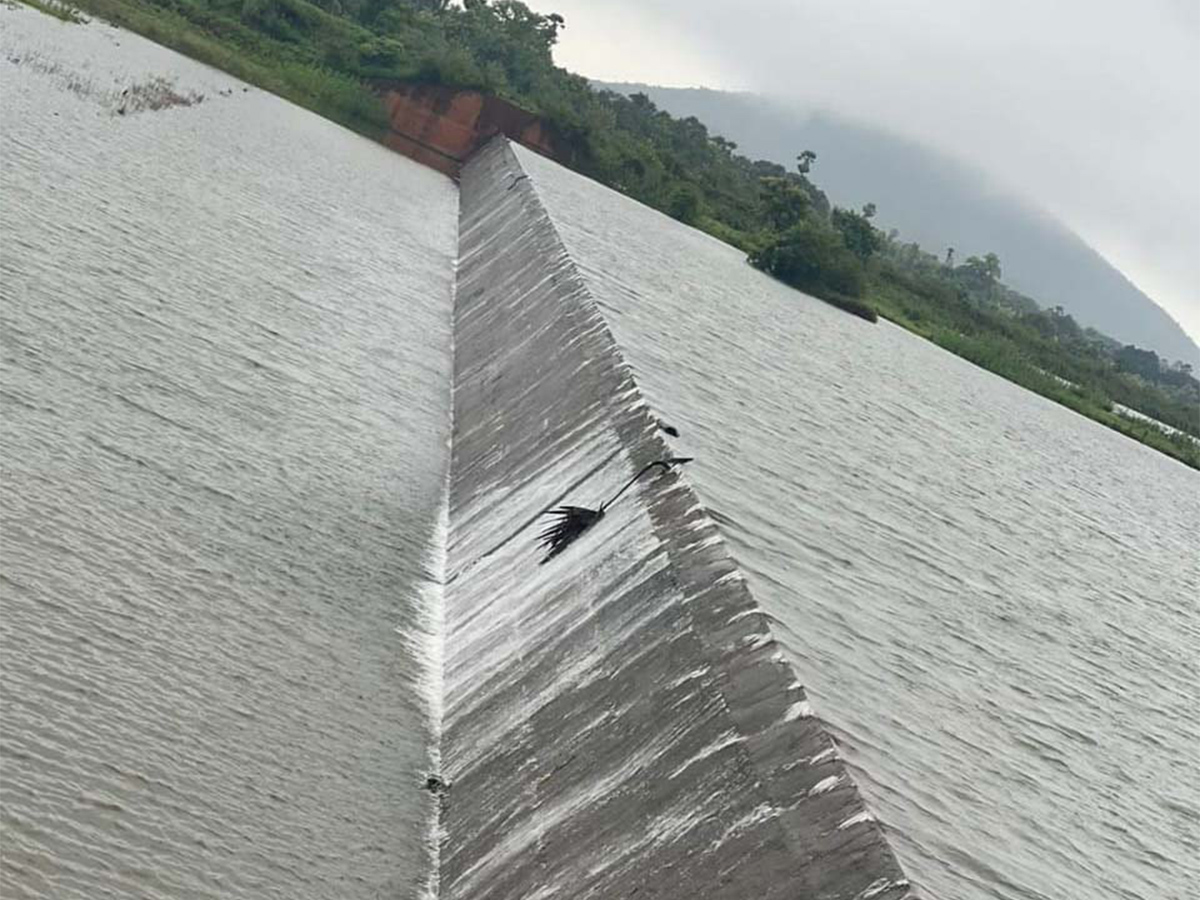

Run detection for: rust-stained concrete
[[377, 83, 562, 177], [438, 135, 915, 899]]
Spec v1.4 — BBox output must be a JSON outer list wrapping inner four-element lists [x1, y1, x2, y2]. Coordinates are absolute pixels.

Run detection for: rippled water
[[1, 10, 455, 898], [515, 144, 1200, 900], [5, 6, 1198, 897]]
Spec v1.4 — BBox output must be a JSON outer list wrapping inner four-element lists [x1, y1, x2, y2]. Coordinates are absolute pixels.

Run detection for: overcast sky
[[543, 0, 1200, 346]]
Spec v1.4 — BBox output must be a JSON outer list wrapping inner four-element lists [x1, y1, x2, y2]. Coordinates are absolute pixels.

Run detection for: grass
[[816, 290, 878, 322], [60, 0, 390, 138], [15, 0, 86, 23]]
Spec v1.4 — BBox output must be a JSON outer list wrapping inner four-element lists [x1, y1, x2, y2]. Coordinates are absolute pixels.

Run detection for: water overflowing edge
[[429, 135, 916, 899], [417, 206, 458, 900], [415, 489, 449, 900]]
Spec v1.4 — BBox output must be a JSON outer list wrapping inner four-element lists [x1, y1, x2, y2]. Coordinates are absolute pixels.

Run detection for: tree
[[749, 220, 866, 299], [666, 183, 703, 225], [959, 252, 1002, 293], [1116, 344, 1162, 380], [982, 251, 1001, 281], [710, 135, 738, 155], [831, 205, 883, 261], [796, 149, 816, 174], [759, 176, 810, 230]]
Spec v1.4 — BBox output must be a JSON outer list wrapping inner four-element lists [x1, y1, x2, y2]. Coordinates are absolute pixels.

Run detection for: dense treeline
[[44, 0, 1200, 467], [874, 241, 1199, 437]]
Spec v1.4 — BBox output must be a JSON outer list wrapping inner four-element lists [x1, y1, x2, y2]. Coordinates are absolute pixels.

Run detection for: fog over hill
[[600, 83, 1200, 367]]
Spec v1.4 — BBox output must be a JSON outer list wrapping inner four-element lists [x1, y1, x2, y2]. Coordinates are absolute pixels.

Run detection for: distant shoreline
[[11, 0, 1198, 471]]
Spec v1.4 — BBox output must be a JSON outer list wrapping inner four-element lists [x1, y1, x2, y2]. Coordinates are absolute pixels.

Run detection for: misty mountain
[[598, 84, 1199, 366]]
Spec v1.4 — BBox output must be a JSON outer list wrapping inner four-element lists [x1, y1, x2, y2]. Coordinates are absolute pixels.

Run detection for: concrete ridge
[[437, 134, 914, 899]]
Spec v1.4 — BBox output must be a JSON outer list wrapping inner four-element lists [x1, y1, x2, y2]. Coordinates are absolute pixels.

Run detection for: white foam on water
[[838, 810, 878, 830], [857, 877, 911, 900], [809, 746, 838, 765], [665, 666, 711, 689], [727, 608, 762, 624], [446, 728, 681, 897], [708, 802, 778, 852], [784, 700, 814, 722], [808, 775, 843, 796], [741, 631, 772, 650], [416, 239, 457, 900], [641, 808, 713, 850], [668, 731, 743, 780], [413, 480, 449, 900]]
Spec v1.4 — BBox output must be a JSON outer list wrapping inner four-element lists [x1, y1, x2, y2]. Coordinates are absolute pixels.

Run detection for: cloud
[[546, 0, 1200, 343]]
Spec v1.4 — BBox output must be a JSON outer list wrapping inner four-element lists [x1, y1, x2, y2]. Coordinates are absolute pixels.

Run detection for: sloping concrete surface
[[438, 136, 915, 899]]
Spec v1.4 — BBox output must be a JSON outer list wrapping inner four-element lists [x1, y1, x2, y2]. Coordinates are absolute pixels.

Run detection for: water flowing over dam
[[439, 138, 909, 899], [3, 10, 1198, 900]]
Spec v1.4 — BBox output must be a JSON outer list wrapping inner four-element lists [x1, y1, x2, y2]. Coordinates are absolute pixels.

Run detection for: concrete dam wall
[[438, 136, 913, 898]]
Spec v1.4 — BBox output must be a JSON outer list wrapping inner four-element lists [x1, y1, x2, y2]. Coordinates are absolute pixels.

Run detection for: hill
[[598, 84, 1200, 368]]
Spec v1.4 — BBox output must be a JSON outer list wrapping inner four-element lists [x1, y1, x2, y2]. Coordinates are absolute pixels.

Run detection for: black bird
[[538, 457, 692, 563]]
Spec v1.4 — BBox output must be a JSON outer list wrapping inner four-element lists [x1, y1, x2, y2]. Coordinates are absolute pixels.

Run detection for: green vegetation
[[21, 0, 1200, 468], [46, 0, 396, 134], [749, 223, 875, 321], [870, 250, 1199, 467], [15, 0, 86, 23]]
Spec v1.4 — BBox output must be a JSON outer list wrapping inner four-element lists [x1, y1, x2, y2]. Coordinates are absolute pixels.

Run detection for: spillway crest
[[435, 136, 912, 900]]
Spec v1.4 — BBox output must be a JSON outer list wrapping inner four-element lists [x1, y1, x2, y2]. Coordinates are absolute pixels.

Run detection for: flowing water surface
[[516, 144, 1200, 900], [1, 10, 454, 898], [4, 8, 1198, 898]]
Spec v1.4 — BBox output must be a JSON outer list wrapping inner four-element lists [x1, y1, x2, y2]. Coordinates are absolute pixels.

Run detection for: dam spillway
[[5, 14, 1199, 899], [439, 137, 910, 898], [1, 15, 912, 891]]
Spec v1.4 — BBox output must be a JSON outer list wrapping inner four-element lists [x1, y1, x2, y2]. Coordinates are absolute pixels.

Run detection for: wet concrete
[[439, 135, 914, 899]]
